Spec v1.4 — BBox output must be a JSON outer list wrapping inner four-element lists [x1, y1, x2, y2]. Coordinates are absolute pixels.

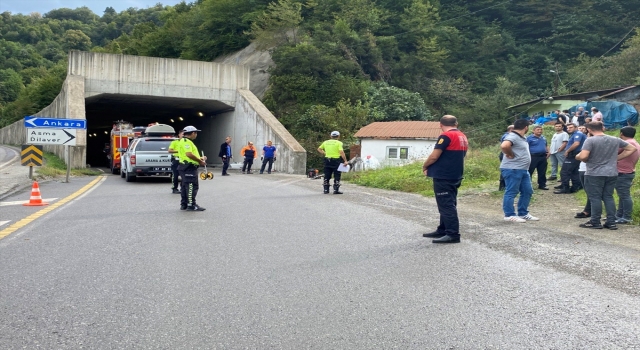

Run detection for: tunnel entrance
[[84, 94, 233, 167]]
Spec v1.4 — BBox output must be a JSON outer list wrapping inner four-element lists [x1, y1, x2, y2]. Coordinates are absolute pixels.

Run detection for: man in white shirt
[[548, 122, 569, 181], [570, 112, 579, 126]]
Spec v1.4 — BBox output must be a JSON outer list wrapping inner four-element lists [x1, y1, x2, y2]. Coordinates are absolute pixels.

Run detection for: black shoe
[[222, 173, 230, 176], [432, 235, 460, 244], [333, 190, 343, 194], [554, 185, 563, 189], [579, 221, 602, 229], [575, 212, 591, 218], [247, 171, 253, 174], [547, 176, 557, 181], [423, 231, 446, 238], [259, 172, 263, 174], [172, 189, 181, 194], [570, 187, 582, 193], [186, 205, 206, 211], [242, 171, 245, 174], [603, 222, 618, 230], [180, 205, 187, 210], [554, 189, 570, 194], [538, 186, 549, 190]]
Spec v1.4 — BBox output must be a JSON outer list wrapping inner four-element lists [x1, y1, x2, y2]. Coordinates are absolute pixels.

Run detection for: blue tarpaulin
[[534, 117, 555, 125], [570, 101, 638, 129]]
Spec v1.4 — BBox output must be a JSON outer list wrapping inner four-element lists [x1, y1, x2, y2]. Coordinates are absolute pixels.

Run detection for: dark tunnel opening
[[84, 94, 233, 167]]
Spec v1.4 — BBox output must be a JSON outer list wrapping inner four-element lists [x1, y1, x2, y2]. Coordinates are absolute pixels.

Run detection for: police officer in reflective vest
[[168, 130, 183, 194], [317, 131, 349, 194], [178, 126, 207, 211]]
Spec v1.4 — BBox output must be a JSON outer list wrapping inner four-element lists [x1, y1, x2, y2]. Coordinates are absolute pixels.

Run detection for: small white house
[[353, 121, 441, 167]]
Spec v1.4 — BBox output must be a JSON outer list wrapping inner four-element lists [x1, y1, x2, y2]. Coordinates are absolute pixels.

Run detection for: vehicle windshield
[[135, 139, 173, 151]]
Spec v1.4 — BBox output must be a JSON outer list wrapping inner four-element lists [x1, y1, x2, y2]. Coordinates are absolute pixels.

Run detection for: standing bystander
[[614, 126, 640, 224], [526, 125, 549, 190], [240, 141, 257, 174], [422, 115, 468, 244], [548, 122, 568, 181], [498, 125, 514, 191], [591, 107, 603, 122], [218, 136, 232, 176], [575, 122, 636, 229], [500, 119, 538, 222], [260, 140, 277, 174]]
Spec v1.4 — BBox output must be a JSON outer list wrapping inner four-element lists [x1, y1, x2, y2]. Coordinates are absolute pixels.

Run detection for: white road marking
[[0, 221, 10, 227], [0, 198, 58, 207]]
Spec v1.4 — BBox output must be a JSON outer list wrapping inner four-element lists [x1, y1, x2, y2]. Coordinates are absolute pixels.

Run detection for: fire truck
[[108, 121, 134, 174]]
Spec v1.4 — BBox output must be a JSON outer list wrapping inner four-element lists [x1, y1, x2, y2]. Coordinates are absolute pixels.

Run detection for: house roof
[[506, 86, 636, 110], [592, 85, 639, 100], [354, 121, 441, 139]]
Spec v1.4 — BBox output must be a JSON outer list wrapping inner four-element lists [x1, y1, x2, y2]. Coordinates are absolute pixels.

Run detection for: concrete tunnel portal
[[85, 94, 233, 167], [0, 51, 307, 174]]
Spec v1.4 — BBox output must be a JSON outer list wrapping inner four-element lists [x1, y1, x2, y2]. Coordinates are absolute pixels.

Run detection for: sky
[[0, 0, 186, 16]]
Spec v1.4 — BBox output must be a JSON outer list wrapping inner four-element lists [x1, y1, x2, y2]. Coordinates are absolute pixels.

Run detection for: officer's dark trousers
[[433, 178, 462, 238], [221, 157, 230, 175], [178, 163, 199, 207], [560, 156, 581, 191], [171, 159, 180, 190], [323, 158, 341, 184], [528, 154, 548, 187], [260, 157, 274, 174], [242, 157, 254, 172]]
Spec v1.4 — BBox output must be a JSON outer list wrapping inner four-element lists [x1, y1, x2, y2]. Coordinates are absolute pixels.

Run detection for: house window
[[388, 147, 409, 159]]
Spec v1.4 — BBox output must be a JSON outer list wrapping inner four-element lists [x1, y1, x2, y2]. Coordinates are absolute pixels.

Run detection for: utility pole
[[553, 62, 559, 96]]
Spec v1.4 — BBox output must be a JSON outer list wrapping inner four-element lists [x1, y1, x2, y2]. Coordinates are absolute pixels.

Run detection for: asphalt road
[[0, 145, 18, 166], [1, 172, 639, 349]]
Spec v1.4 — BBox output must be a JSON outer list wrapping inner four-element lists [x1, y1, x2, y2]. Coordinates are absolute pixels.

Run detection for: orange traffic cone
[[23, 181, 49, 206]]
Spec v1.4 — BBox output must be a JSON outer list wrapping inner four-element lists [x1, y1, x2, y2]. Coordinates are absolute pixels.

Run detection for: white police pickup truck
[[120, 124, 176, 182]]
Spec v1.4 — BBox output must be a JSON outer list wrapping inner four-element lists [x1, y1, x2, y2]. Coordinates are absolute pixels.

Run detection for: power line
[[562, 25, 639, 89]]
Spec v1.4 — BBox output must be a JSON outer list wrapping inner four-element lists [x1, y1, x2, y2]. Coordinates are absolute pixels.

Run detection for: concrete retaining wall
[[233, 89, 306, 174]]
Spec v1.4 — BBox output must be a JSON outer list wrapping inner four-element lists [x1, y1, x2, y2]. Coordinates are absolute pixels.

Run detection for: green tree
[[0, 68, 23, 104], [367, 83, 432, 121], [247, 0, 303, 49], [62, 29, 92, 51]]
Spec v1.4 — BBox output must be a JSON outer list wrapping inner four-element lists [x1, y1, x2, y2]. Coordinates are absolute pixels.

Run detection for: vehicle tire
[[120, 169, 126, 178], [125, 171, 136, 182], [111, 165, 119, 175]]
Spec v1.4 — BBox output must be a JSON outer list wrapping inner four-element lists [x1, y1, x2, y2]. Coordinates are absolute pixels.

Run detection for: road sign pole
[[29, 166, 33, 180], [65, 145, 71, 183]]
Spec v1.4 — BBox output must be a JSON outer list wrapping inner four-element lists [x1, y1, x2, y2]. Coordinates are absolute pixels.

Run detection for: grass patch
[[37, 152, 102, 178]]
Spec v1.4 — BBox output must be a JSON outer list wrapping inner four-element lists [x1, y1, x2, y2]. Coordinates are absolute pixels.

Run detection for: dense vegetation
[[2, 0, 640, 166]]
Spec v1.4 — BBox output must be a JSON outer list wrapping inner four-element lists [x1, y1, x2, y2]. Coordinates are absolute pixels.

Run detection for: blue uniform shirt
[[263, 145, 276, 158], [568, 131, 587, 153], [526, 134, 547, 154]]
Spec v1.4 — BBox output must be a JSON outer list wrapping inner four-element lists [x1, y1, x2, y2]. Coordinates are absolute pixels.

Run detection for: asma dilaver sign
[[26, 128, 77, 146]]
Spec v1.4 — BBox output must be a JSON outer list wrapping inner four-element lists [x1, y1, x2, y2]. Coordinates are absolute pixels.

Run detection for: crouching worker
[[178, 126, 207, 211]]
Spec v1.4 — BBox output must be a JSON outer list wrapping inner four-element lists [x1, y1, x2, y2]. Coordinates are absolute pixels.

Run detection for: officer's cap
[[183, 126, 201, 132], [331, 131, 340, 137]]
